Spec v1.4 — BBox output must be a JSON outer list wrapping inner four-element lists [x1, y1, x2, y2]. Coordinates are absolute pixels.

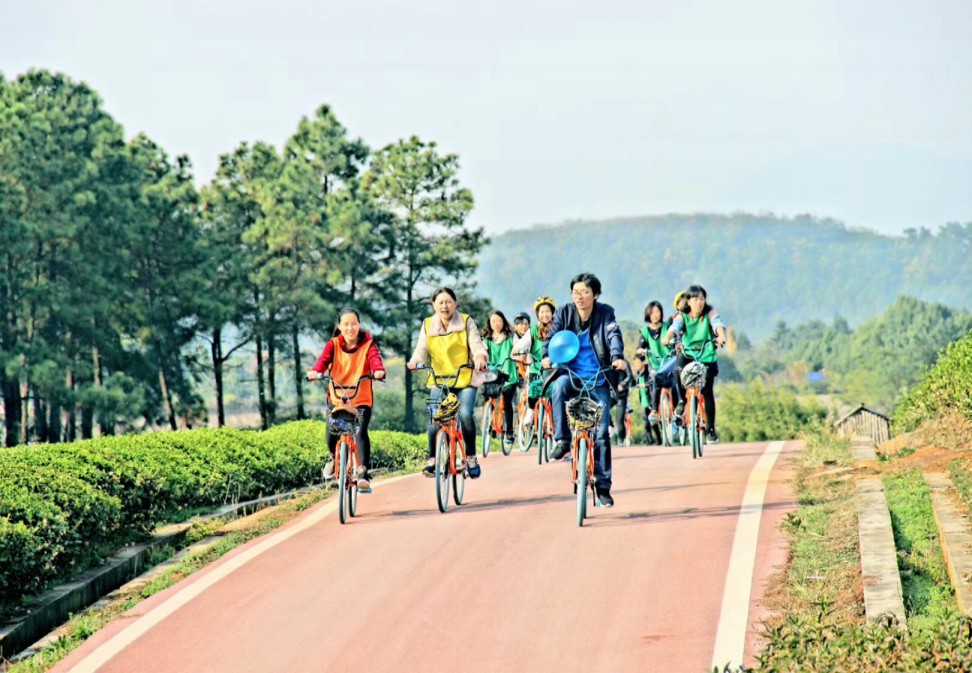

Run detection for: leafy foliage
[[718, 382, 826, 442], [893, 329, 972, 432]]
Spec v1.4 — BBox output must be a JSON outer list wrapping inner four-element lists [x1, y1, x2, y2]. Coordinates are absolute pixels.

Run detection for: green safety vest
[[681, 312, 717, 364], [529, 323, 545, 377], [640, 321, 672, 370], [486, 334, 519, 384], [636, 373, 649, 408]]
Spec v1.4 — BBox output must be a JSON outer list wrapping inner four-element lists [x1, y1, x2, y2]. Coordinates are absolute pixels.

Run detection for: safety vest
[[640, 321, 672, 370], [529, 323, 545, 376], [681, 312, 717, 364], [425, 313, 473, 388], [487, 334, 519, 384], [328, 336, 373, 407]]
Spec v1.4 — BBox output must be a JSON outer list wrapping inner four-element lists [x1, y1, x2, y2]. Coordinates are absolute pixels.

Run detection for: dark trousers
[[327, 405, 373, 469], [551, 375, 613, 493], [673, 355, 719, 431], [427, 386, 478, 458]]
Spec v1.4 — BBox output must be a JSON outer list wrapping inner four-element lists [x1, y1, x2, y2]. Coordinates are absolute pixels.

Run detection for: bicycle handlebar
[[308, 373, 382, 403], [413, 363, 484, 390]]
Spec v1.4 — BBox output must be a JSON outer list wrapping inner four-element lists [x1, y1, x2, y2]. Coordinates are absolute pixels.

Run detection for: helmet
[[673, 290, 688, 312], [329, 404, 360, 435], [548, 330, 580, 364], [533, 295, 556, 316], [433, 392, 460, 422], [566, 397, 602, 431], [513, 312, 530, 323], [680, 361, 708, 389]]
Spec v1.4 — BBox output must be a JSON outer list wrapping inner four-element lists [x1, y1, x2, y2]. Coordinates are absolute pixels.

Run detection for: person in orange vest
[[307, 308, 386, 491]]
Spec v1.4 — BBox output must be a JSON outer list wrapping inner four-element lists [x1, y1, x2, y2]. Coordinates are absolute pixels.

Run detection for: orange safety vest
[[328, 336, 373, 407]]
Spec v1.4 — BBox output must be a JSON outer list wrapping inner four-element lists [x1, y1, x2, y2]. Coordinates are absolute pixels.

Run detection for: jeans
[[427, 386, 478, 458], [551, 375, 613, 492], [327, 405, 373, 469]]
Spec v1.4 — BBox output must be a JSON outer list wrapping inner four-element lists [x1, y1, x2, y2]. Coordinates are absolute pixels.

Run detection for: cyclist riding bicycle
[[482, 310, 520, 445], [541, 273, 626, 508], [635, 300, 679, 430], [512, 312, 531, 338], [631, 355, 662, 444], [407, 287, 489, 478], [512, 295, 557, 425], [662, 285, 727, 444], [306, 308, 386, 491]]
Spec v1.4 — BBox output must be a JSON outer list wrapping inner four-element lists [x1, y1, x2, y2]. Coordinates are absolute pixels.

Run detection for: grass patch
[[950, 459, 972, 516], [882, 469, 958, 631]]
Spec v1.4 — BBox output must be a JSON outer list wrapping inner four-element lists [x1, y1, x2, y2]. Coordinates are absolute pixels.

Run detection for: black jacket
[[542, 301, 626, 397]]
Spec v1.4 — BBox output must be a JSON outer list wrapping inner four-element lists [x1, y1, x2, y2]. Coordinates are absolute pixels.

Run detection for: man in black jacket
[[541, 272, 627, 507]]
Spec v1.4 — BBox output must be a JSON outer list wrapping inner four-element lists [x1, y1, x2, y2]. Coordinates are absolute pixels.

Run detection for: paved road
[[52, 440, 798, 673]]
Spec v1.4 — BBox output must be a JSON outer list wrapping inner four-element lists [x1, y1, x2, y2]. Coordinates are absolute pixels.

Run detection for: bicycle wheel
[[696, 401, 706, 459], [501, 407, 514, 456], [518, 400, 535, 452], [480, 399, 493, 458], [659, 391, 673, 447], [453, 437, 466, 506], [576, 438, 588, 526], [435, 430, 451, 513], [689, 395, 701, 460], [348, 448, 358, 518], [338, 438, 350, 524], [536, 403, 546, 465]]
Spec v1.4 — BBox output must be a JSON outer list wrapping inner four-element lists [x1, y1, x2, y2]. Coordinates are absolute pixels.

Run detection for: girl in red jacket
[[306, 308, 386, 491]]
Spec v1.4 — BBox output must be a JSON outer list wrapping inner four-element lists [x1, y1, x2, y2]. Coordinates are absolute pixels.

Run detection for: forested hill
[[475, 214, 972, 341]]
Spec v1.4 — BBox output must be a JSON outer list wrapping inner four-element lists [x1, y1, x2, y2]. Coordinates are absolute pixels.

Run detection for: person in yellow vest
[[407, 287, 489, 478], [306, 308, 386, 491]]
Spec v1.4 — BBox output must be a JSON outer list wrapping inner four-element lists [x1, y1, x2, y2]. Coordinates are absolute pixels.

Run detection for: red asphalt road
[[52, 440, 799, 673]]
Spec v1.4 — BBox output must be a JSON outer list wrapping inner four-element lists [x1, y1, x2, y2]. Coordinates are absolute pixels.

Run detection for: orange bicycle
[[310, 373, 375, 524], [416, 363, 482, 513], [480, 367, 514, 457], [678, 339, 718, 460], [515, 368, 535, 452], [623, 406, 633, 447], [532, 375, 554, 464]]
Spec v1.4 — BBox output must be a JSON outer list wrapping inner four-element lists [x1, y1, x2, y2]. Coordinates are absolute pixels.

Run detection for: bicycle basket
[[480, 371, 509, 399], [328, 405, 360, 435], [566, 397, 602, 431], [430, 392, 460, 422], [680, 361, 708, 389]]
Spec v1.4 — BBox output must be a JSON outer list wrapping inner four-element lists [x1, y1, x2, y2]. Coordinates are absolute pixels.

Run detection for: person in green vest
[[663, 285, 727, 443], [512, 295, 557, 427], [631, 355, 662, 444], [482, 310, 520, 445], [635, 300, 679, 432]]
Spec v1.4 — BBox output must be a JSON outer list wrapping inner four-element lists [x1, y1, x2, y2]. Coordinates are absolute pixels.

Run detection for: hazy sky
[[3, 0, 970, 236]]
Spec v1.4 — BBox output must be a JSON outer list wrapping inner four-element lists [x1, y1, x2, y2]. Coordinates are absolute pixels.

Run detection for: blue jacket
[[543, 301, 625, 396]]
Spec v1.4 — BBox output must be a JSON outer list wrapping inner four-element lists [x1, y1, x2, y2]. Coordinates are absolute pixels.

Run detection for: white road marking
[[710, 441, 786, 671], [62, 473, 417, 673]]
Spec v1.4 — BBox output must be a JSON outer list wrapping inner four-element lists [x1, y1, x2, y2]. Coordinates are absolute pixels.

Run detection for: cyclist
[[306, 308, 386, 491], [407, 287, 489, 478], [673, 290, 688, 316], [512, 295, 557, 426], [482, 310, 520, 446], [613, 359, 636, 446], [635, 300, 678, 431], [512, 312, 531, 338], [541, 273, 626, 507], [662, 285, 727, 443], [631, 356, 662, 444]]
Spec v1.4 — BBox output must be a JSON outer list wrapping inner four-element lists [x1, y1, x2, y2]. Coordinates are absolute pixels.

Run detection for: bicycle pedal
[[357, 487, 372, 494]]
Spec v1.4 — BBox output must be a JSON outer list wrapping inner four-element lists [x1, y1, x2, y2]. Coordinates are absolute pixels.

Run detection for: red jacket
[[311, 332, 385, 375]]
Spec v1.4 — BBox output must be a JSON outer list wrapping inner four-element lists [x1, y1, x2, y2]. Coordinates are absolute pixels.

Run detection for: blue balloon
[[548, 330, 580, 364]]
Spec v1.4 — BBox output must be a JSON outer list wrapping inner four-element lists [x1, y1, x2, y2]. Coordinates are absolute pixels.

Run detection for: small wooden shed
[[836, 404, 892, 445]]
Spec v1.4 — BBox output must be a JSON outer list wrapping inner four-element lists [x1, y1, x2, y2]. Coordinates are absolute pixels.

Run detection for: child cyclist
[[512, 295, 557, 425], [631, 356, 661, 444], [635, 300, 678, 432], [306, 308, 386, 491], [662, 285, 727, 443], [482, 310, 520, 445]]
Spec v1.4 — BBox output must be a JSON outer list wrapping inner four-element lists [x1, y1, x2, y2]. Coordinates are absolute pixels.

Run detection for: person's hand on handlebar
[[715, 334, 727, 348], [541, 356, 552, 370], [612, 359, 627, 371], [373, 369, 386, 380], [305, 369, 325, 381], [474, 354, 488, 372], [406, 361, 420, 372]]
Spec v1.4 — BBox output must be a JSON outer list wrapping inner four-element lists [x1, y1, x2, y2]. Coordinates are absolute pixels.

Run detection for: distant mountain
[[474, 213, 972, 341]]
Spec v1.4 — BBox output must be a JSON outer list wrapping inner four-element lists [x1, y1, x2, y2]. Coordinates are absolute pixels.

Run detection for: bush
[[718, 381, 827, 442], [0, 421, 424, 604], [893, 329, 972, 433]]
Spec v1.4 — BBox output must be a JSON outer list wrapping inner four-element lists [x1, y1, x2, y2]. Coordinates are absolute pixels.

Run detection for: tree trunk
[[33, 396, 47, 443], [292, 320, 305, 420], [267, 331, 276, 425], [159, 365, 177, 431], [65, 369, 77, 442], [256, 331, 268, 430], [19, 369, 29, 446], [80, 402, 94, 439], [47, 401, 62, 444], [2, 375, 21, 447], [212, 327, 226, 427]]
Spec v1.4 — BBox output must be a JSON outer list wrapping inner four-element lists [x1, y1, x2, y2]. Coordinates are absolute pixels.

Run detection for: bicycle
[[677, 339, 719, 460], [542, 364, 614, 526], [515, 375, 535, 452], [416, 363, 491, 513], [623, 406, 633, 447], [480, 363, 516, 457], [653, 355, 682, 447], [309, 373, 375, 524]]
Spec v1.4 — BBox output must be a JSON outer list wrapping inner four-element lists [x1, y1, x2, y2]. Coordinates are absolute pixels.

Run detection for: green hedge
[[893, 329, 972, 433], [717, 382, 827, 442], [0, 421, 424, 603]]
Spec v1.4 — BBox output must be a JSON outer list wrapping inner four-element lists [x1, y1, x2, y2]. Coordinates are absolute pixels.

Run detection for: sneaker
[[505, 431, 515, 444], [550, 440, 570, 461], [707, 429, 720, 444], [422, 457, 436, 477], [355, 467, 371, 491], [647, 410, 659, 423], [597, 491, 615, 508], [674, 401, 685, 418], [322, 459, 335, 481], [466, 456, 482, 479]]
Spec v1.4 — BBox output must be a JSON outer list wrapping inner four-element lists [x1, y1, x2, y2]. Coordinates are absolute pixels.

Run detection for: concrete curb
[[925, 472, 972, 616], [0, 486, 320, 660], [851, 434, 878, 464], [856, 477, 907, 627]]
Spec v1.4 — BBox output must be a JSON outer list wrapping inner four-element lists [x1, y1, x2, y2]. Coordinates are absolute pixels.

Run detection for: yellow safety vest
[[425, 313, 473, 388]]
